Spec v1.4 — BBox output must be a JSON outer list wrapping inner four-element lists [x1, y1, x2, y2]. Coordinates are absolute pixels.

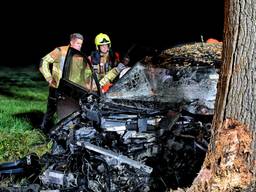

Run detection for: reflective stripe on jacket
[[39, 45, 69, 88]]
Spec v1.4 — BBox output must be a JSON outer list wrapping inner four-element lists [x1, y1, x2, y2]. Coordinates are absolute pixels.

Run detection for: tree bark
[[187, 0, 256, 191]]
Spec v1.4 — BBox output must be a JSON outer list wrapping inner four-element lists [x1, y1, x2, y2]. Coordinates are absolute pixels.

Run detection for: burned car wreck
[[0, 42, 222, 191]]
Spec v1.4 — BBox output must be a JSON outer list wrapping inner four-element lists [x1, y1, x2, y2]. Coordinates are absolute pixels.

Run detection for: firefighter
[[39, 33, 84, 132], [89, 33, 126, 92]]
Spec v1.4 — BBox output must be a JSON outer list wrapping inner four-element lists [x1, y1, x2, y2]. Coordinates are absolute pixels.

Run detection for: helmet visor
[[99, 38, 110, 44]]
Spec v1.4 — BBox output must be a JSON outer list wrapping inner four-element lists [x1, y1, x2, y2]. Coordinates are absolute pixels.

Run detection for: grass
[[0, 66, 51, 162]]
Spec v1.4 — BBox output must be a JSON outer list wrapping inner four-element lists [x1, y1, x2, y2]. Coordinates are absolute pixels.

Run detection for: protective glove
[[116, 63, 126, 72]]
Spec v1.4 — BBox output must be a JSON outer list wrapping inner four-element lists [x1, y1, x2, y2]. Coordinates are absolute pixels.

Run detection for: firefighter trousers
[[40, 87, 58, 132]]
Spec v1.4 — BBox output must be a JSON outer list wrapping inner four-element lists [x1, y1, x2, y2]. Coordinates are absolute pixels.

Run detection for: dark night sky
[[1, 0, 223, 67]]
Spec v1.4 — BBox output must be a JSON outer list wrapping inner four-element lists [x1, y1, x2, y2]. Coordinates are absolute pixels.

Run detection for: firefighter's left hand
[[117, 63, 126, 72]]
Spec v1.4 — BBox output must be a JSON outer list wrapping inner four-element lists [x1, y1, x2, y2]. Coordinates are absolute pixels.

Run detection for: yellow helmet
[[95, 33, 111, 49]]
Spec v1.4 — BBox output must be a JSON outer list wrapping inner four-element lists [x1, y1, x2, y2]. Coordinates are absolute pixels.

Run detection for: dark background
[[1, 0, 224, 67]]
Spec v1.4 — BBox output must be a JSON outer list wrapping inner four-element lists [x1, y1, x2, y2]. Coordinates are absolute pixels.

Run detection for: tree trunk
[[187, 0, 256, 191]]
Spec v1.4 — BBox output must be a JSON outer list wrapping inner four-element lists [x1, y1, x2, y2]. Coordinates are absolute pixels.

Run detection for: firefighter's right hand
[[48, 78, 57, 88]]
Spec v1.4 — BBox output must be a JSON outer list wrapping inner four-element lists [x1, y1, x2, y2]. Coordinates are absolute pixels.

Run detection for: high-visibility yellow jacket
[[99, 67, 120, 86], [39, 45, 69, 88]]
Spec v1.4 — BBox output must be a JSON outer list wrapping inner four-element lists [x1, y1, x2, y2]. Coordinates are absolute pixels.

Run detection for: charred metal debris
[[0, 42, 222, 191]]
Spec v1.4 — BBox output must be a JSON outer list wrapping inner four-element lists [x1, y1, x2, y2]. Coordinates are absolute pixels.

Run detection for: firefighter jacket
[[39, 45, 69, 88], [90, 50, 120, 81], [99, 63, 126, 86]]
